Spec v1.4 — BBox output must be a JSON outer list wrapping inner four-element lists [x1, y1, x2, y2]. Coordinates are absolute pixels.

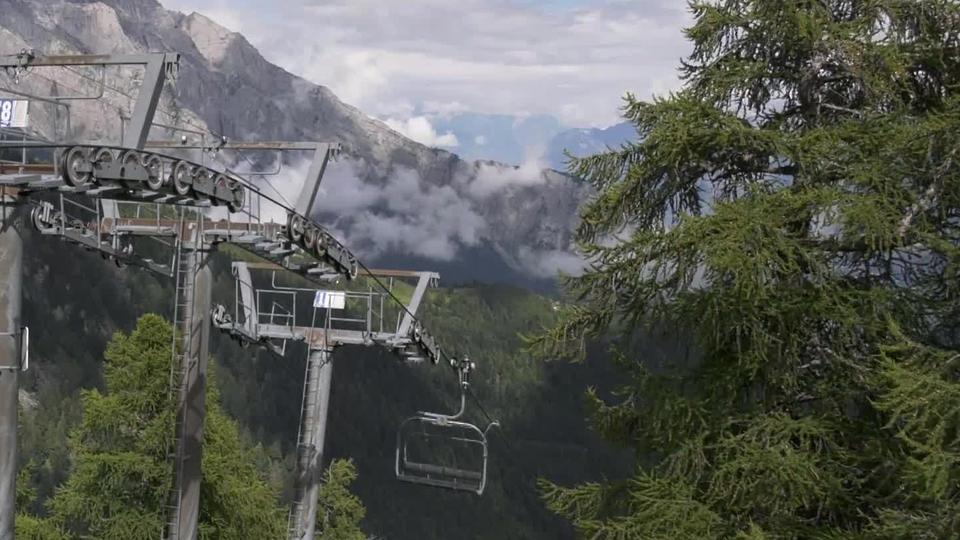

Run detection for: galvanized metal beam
[[0, 52, 180, 68], [0, 52, 178, 150], [242, 260, 437, 280], [295, 144, 338, 217], [174, 263, 211, 540], [0, 206, 22, 540], [288, 347, 334, 540], [145, 141, 339, 152], [398, 272, 436, 337], [123, 56, 168, 150]]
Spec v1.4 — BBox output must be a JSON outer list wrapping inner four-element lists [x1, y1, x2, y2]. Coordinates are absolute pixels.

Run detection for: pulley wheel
[[302, 223, 318, 251], [30, 206, 54, 233], [171, 161, 193, 196], [227, 178, 244, 213], [287, 214, 306, 244], [209, 174, 227, 206], [192, 169, 212, 199], [90, 148, 116, 186], [120, 151, 140, 183], [121, 150, 139, 168], [93, 147, 115, 164], [313, 230, 328, 259], [29, 206, 42, 231], [61, 146, 92, 187], [143, 155, 164, 191]]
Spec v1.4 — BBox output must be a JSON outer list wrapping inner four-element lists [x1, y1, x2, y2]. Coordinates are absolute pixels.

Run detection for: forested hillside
[[16, 223, 631, 539]]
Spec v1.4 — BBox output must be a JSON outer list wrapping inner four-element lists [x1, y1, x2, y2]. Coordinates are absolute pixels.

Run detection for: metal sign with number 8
[[0, 99, 28, 128]]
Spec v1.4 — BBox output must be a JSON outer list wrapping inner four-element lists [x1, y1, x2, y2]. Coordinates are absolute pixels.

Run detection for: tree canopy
[[52, 314, 288, 538], [535, 1, 960, 538], [315, 459, 366, 540], [19, 315, 287, 538]]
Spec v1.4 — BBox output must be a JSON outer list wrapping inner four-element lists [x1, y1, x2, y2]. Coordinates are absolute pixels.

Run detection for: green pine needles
[[534, 1, 960, 538], [16, 315, 366, 539]]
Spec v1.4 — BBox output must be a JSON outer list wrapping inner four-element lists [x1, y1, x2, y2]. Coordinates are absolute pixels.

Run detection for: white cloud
[[515, 247, 587, 278], [468, 145, 547, 198], [474, 135, 486, 146], [422, 100, 469, 117], [202, 152, 586, 277], [156, 0, 692, 278], [382, 116, 459, 148], [159, 0, 691, 128], [313, 160, 484, 260]]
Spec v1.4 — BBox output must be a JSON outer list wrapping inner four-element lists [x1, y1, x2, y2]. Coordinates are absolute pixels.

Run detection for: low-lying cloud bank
[[242, 154, 584, 279]]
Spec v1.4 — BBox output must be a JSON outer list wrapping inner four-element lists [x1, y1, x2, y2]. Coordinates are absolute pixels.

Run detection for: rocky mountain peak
[[181, 11, 238, 66], [0, 0, 588, 284]]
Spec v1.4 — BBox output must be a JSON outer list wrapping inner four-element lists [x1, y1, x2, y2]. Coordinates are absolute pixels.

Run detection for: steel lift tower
[[0, 50, 341, 540], [212, 262, 445, 538], [16, 137, 343, 540], [0, 51, 180, 540], [0, 49, 498, 540], [0, 173, 23, 540]]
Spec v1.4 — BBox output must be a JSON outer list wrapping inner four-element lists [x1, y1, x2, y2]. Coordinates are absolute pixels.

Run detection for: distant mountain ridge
[[425, 112, 563, 165], [422, 113, 635, 171], [0, 0, 589, 283], [546, 122, 636, 170]]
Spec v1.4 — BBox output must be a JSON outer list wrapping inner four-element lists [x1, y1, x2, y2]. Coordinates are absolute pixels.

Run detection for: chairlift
[[395, 361, 499, 495]]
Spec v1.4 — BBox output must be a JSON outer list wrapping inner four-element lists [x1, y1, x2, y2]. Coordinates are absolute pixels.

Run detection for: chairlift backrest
[[395, 359, 499, 495], [395, 414, 490, 495]]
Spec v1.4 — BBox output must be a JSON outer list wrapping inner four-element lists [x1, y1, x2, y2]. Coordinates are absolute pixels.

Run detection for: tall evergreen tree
[[533, 1, 960, 538], [315, 459, 366, 540], [44, 314, 286, 539], [15, 465, 65, 539]]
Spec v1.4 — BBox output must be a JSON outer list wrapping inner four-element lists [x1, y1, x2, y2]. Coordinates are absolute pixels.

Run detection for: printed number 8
[[0, 101, 11, 125]]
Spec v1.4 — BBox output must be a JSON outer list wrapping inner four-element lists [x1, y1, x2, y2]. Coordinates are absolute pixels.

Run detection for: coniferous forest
[[533, 1, 960, 538], [9, 1, 960, 539], [15, 234, 631, 538]]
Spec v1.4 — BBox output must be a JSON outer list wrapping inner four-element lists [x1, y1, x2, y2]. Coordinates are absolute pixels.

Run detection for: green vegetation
[[535, 1, 960, 538], [315, 459, 365, 540], [305, 284, 631, 539], [44, 315, 179, 538], [17, 228, 628, 539], [16, 315, 363, 539]]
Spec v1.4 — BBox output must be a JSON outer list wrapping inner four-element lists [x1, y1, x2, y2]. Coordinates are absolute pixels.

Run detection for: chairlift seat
[[395, 414, 490, 495]]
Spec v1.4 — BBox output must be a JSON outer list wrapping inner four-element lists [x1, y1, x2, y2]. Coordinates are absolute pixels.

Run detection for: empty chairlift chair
[[395, 361, 499, 495]]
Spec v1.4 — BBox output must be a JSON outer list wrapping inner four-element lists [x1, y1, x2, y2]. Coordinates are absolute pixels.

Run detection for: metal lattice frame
[[0, 50, 498, 540]]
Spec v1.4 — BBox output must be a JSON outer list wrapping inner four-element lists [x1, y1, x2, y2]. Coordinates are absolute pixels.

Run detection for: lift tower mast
[[0, 187, 22, 540], [0, 51, 208, 540]]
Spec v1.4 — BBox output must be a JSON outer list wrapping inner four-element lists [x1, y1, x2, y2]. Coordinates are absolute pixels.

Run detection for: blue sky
[[160, 0, 692, 141]]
